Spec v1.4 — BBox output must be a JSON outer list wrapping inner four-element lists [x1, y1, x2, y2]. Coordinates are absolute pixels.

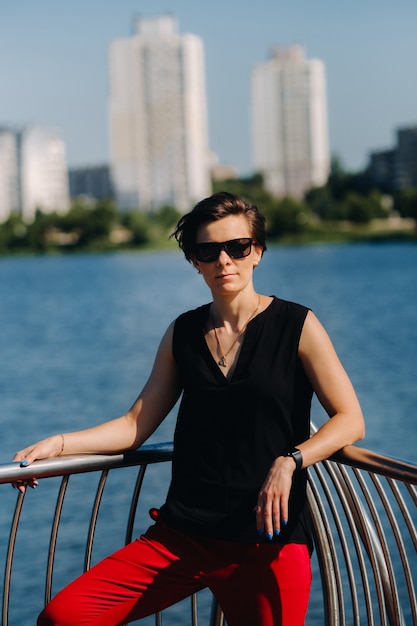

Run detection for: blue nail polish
[[267, 532, 273, 540], [257, 528, 264, 536], [283, 519, 288, 526], [20, 460, 29, 467], [274, 528, 280, 536]]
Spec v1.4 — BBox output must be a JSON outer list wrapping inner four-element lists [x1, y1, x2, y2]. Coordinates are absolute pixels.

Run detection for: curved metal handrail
[[1, 442, 416, 626], [1, 441, 415, 486], [332, 445, 417, 484], [0, 442, 174, 485]]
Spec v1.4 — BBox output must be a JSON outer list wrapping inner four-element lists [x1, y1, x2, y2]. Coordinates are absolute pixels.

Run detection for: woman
[[14, 192, 365, 626]]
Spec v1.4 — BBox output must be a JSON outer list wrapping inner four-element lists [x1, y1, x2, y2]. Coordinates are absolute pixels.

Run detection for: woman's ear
[[253, 246, 263, 268], [191, 255, 201, 274]]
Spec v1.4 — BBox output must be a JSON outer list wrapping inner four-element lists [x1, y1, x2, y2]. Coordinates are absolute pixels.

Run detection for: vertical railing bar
[[405, 483, 417, 506], [308, 422, 344, 626], [45, 475, 70, 605], [191, 593, 198, 626], [365, 472, 413, 624], [321, 461, 374, 625], [314, 463, 359, 619], [2, 490, 25, 626], [389, 479, 417, 550], [350, 467, 403, 625], [337, 463, 391, 626], [311, 463, 356, 623], [354, 470, 405, 625], [209, 598, 224, 626], [388, 478, 417, 553], [315, 458, 388, 625], [124, 465, 147, 546], [310, 426, 386, 624], [84, 470, 109, 572], [386, 478, 417, 625], [307, 476, 344, 625], [119, 465, 148, 626], [323, 461, 380, 626]]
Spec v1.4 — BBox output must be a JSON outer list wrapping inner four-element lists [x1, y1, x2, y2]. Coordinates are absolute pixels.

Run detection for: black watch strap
[[284, 447, 303, 471]]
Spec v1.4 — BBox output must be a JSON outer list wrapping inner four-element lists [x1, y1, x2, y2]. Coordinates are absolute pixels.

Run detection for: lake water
[[1, 242, 416, 624]]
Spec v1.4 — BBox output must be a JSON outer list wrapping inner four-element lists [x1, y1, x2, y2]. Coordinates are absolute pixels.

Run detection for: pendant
[[218, 356, 227, 367]]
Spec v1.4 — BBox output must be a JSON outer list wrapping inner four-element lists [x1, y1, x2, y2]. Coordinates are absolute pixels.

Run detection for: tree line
[[1, 160, 416, 255]]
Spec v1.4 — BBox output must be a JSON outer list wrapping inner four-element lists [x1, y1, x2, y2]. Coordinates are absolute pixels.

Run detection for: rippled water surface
[[1, 242, 416, 624]]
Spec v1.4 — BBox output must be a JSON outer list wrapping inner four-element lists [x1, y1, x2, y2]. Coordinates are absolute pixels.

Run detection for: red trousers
[[38, 514, 311, 626]]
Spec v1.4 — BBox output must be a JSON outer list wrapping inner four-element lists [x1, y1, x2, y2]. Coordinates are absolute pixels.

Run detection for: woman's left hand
[[255, 455, 296, 539]]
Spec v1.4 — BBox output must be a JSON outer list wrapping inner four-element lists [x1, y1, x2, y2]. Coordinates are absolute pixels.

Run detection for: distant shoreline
[[0, 219, 415, 258]]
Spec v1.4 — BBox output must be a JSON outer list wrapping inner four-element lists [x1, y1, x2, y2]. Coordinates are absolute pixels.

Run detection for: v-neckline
[[200, 301, 272, 383], [202, 325, 248, 383], [205, 330, 246, 382]]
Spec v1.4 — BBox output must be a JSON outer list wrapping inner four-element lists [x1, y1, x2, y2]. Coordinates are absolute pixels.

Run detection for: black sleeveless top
[[159, 296, 314, 550]]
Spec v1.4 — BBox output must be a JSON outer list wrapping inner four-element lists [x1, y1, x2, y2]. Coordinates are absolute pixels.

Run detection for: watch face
[[286, 448, 302, 470]]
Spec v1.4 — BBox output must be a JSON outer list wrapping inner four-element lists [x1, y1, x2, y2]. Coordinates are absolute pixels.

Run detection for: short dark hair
[[171, 191, 267, 262]]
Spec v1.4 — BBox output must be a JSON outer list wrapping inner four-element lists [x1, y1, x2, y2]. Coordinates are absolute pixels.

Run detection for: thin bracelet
[[57, 434, 64, 456]]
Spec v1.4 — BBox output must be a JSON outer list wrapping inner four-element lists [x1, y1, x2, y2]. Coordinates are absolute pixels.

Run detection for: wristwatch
[[283, 447, 303, 471]]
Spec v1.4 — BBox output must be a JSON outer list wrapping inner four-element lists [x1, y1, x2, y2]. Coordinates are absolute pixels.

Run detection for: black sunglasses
[[193, 238, 255, 263]]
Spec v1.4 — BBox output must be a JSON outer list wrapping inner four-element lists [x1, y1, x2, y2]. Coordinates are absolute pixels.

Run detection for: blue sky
[[1, 0, 416, 175]]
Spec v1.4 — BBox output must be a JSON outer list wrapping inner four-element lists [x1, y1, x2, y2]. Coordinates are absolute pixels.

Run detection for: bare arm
[[13, 322, 181, 468], [297, 310, 365, 460], [257, 310, 365, 537]]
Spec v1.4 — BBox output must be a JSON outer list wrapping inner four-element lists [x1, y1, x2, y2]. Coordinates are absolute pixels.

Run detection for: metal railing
[[1, 441, 416, 626]]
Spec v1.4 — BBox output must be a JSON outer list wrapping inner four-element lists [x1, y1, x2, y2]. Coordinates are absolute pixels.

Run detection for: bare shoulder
[[152, 319, 177, 366], [299, 310, 333, 352], [137, 319, 181, 406], [298, 310, 344, 378]]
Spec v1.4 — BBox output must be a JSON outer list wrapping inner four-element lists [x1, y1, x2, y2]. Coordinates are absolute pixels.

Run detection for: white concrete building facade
[[21, 127, 70, 221], [0, 128, 19, 222], [252, 45, 330, 199], [0, 126, 69, 222], [109, 15, 211, 211]]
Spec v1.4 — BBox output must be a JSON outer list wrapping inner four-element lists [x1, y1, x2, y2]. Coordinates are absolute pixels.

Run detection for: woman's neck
[[211, 291, 262, 331]]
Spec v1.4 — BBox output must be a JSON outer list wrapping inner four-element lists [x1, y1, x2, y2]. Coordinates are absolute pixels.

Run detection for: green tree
[[305, 186, 339, 220], [24, 210, 64, 252], [343, 191, 387, 224], [267, 197, 311, 238], [120, 210, 150, 245], [85, 200, 118, 241], [394, 188, 417, 219], [0, 214, 29, 252], [212, 173, 275, 212], [153, 205, 181, 230], [326, 156, 374, 200], [59, 199, 118, 249]]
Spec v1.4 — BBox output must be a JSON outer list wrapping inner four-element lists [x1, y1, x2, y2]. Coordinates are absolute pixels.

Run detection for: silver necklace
[[212, 296, 261, 367]]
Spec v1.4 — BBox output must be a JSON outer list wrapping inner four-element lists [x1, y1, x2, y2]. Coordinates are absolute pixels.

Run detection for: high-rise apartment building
[[0, 127, 20, 221], [69, 165, 114, 201], [252, 45, 330, 199], [0, 126, 69, 222], [21, 127, 70, 221], [397, 126, 417, 189], [368, 125, 417, 192], [109, 15, 211, 211]]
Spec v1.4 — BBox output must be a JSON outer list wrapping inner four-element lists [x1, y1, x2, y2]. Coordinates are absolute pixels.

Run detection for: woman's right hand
[[12, 434, 64, 493]]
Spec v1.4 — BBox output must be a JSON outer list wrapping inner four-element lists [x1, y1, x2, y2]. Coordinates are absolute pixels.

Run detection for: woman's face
[[192, 215, 263, 297]]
